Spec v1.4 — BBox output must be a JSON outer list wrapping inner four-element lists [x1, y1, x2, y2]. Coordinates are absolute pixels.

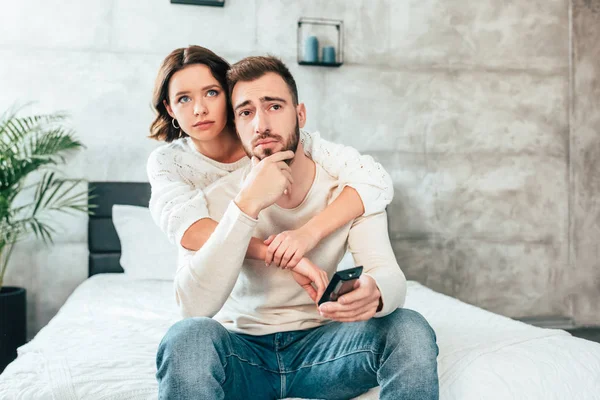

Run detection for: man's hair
[[226, 56, 299, 106]]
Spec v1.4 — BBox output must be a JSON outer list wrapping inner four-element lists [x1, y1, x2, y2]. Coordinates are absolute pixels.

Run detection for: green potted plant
[[0, 106, 92, 372]]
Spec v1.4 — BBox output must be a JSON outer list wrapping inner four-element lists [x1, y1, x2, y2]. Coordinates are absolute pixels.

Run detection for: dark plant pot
[[0, 286, 26, 374]]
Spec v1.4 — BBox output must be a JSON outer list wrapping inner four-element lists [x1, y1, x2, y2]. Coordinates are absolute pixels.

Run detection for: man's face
[[231, 72, 301, 162]]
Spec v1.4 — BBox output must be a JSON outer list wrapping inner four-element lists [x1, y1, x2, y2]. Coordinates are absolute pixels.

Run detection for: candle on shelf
[[304, 36, 319, 63], [322, 46, 336, 64]]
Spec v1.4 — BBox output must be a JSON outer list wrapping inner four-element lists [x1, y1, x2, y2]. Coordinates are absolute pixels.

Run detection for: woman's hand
[[264, 228, 320, 269], [289, 257, 329, 304]]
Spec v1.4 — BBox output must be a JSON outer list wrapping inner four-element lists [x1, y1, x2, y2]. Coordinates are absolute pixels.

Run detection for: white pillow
[[112, 205, 178, 280]]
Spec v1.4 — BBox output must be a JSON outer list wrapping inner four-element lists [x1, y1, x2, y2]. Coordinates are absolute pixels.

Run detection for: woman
[[147, 45, 393, 299]]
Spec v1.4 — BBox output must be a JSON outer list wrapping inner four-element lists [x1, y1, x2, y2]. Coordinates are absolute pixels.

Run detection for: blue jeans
[[156, 308, 439, 400]]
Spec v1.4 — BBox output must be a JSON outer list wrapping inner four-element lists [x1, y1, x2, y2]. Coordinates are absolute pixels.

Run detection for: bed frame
[[87, 182, 151, 277]]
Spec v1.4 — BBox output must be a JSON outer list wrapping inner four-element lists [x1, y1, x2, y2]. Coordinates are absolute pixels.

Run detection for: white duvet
[[1, 274, 599, 400]]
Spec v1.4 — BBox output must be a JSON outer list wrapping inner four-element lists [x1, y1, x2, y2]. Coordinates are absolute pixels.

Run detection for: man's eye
[[178, 96, 191, 103], [207, 90, 218, 97], [239, 110, 251, 117], [271, 104, 281, 110]]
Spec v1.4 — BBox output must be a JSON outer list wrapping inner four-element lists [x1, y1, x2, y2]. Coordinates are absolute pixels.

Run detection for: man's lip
[[193, 121, 214, 127], [256, 139, 278, 146]]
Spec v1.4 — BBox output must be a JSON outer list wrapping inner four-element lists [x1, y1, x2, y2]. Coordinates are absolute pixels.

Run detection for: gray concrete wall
[[0, 0, 595, 338], [570, 0, 600, 326]]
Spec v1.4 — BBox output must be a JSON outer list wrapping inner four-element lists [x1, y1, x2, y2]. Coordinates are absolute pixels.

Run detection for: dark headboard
[[88, 182, 151, 277]]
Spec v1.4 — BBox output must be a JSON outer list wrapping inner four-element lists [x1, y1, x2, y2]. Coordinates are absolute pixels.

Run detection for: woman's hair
[[149, 45, 233, 142]]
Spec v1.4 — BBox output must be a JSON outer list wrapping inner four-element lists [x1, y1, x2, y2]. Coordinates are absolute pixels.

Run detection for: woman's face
[[164, 64, 229, 143]]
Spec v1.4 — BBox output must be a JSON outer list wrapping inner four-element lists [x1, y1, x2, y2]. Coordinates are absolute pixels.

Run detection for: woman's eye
[[207, 89, 218, 97], [239, 110, 251, 117], [178, 96, 191, 103]]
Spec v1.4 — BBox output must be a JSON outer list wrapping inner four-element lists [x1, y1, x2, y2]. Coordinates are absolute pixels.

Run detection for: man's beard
[[244, 118, 300, 165]]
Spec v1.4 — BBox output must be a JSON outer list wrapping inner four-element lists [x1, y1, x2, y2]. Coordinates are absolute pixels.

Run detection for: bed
[[1, 182, 600, 400]]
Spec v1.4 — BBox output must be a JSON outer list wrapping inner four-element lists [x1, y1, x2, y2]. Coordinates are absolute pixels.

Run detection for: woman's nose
[[194, 102, 208, 116]]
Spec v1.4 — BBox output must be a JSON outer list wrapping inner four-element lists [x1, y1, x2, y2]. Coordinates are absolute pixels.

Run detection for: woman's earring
[[172, 119, 180, 129]]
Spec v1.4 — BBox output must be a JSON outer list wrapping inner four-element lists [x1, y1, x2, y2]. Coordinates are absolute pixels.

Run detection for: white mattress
[[1, 274, 600, 400]]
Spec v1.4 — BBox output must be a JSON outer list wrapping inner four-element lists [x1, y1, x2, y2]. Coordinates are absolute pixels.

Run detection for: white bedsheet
[[1, 274, 600, 400]]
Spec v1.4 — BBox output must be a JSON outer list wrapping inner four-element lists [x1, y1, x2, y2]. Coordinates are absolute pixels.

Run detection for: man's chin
[[254, 146, 280, 159], [257, 149, 296, 160], [252, 149, 270, 160]]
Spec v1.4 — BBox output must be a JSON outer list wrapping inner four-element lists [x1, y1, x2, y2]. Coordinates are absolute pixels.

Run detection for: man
[[156, 56, 439, 399]]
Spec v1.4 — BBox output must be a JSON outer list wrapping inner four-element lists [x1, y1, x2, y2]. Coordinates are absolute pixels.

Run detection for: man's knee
[[157, 317, 227, 363], [156, 318, 229, 395], [380, 308, 438, 360], [374, 309, 438, 397]]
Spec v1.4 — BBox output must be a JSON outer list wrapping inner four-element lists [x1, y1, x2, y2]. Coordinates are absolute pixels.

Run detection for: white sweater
[[147, 130, 394, 247], [175, 162, 407, 335]]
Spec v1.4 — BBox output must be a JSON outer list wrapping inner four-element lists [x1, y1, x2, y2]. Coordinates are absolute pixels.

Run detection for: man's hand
[[263, 227, 319, 269], [290, 257, 329, 304], [318, 274, 381, 322], [235, 151, 294, 218]]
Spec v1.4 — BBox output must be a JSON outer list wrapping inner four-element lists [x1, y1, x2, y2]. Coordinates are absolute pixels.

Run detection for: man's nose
[[254, 109, 270, 133]]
